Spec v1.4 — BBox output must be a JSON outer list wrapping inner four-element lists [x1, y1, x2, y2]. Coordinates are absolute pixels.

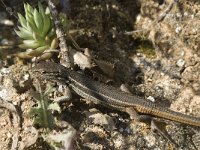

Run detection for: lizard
[[31, 61, 200, 127]]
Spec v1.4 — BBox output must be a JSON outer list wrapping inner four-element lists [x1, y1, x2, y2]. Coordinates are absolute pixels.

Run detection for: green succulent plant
[[15, 2, 58, 59]]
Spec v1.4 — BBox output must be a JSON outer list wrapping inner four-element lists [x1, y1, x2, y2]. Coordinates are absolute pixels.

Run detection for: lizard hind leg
[[125, 107, 152, 125], [125, 107, 179, 148]]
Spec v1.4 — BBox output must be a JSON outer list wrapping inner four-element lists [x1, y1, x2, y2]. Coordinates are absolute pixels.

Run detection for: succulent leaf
[[26, 3, 34, 13], [18, 13, 27, 28], [22, 40, 40, 49], [26, 12, 38, 32], [24, 3, 27, 14], [27, 45, 49, 56], [38, 2, 45, 17], [17, 51, 33, 58], [33, 31, 44, 42], [34, 8, 43, 31], [17, 26, 33, 38], [50, 38, 59, 49], [48, 28, 56, 38], [45, 7, 50, 15], [15, 29, 33, 40], [42, 15, 51, 36], [39, 52, 53, 60]]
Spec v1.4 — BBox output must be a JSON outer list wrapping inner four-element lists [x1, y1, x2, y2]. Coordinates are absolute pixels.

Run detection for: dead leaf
[[84, 108, 116, 131], [93, 59, 114, 77]]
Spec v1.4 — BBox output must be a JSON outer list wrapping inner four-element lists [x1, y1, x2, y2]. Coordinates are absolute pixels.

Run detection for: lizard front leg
[[54, 85, 72, 102]]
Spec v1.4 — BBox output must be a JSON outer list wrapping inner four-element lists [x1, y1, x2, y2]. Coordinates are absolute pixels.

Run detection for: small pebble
[[175, 26, 182, 34], [191, 14, 195, 19], [23, 74, 30, 80], [176, 59, 185, 67], [7, 132, 12, 139], [13, 101, 18, 105], [184, 12, 188, 16], [0, 19, 14, 26], [176, 13, 182, 18], [1, 68, 10, 74], [1, 39, 13, 45]]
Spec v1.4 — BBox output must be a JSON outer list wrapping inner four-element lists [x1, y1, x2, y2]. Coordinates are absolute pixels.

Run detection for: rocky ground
[[0, 0, 200, 149]]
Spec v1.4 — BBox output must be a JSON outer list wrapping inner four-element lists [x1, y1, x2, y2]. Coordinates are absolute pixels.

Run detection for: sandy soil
[[0, 0, 200, 149]]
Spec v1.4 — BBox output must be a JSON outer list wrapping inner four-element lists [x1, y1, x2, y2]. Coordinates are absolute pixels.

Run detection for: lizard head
[[31, 61, 69, 79]]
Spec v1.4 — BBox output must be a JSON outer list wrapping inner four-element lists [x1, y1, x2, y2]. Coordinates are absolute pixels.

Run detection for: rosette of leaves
[[15, 2, 58, 59]]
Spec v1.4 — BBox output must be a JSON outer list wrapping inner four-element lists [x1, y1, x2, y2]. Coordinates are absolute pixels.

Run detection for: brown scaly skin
[[31, 62, 200, 127]]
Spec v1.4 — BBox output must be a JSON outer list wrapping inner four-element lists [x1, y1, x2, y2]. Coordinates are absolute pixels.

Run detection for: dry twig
[[46, 0, 71, 68]]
